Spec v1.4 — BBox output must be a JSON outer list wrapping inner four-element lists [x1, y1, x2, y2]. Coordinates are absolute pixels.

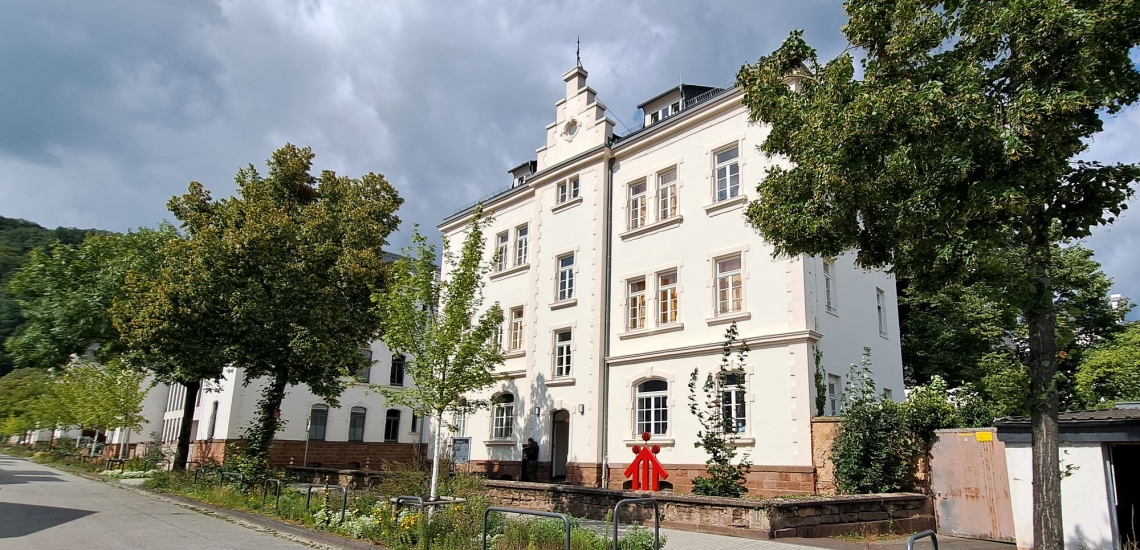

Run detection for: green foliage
[[687, 323, 752, 498], [1076, 322, 1140, 407], [0, 368, 51, 437], [813, 346, 826, 417], [0, 216, 98, 376], [155, 144, 402, 469], [373, 208, 503, 498], [53, 359, 149, 435]]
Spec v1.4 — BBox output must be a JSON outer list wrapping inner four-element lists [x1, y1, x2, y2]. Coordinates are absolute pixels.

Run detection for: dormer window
[[650, 112, 660, 124], [670, 101, 680, 114]]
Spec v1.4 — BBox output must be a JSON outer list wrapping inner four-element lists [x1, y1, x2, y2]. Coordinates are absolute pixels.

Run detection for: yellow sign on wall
[[975, 431, 993, 442]]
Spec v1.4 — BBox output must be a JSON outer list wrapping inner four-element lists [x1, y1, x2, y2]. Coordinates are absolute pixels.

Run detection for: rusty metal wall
[[930, 428, 1016, 542]]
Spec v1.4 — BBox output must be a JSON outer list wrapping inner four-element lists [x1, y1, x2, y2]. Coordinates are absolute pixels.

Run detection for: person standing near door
[[521, 437, 539, 481]]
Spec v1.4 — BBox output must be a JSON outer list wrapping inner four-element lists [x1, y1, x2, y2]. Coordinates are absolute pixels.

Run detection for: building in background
[[439, 64, 905, 494]]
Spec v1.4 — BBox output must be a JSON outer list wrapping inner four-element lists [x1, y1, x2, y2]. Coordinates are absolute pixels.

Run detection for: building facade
[[439, 65, 905, 495]]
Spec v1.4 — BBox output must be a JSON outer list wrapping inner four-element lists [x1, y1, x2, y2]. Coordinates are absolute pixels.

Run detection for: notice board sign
[[451, 437, 471, 463]]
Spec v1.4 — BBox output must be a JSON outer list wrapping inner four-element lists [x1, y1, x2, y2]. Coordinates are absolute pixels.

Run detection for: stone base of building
[[603, 463, 816, 497], [184, 439, 422, 469], [485, 480, 934, 538]]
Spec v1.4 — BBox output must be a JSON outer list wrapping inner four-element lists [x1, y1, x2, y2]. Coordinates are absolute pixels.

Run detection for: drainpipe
[[600, 155, 616, 489]]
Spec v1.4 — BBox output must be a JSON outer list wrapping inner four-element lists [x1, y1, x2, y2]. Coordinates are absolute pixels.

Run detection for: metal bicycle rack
[[105, 458, 125, 472], [612, 498, 660, 550], [219, 471, 244, 487], [392, 495, 425, 515], [192, 467, 212, 484], [907, 530, 939, 550], [262, 478, 282, 510], [304, 484, 348, 523], [482, 507, 571, 550]]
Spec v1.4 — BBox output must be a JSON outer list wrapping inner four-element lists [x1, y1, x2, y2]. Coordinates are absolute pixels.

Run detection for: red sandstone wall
[[184, 439, 422, 469]]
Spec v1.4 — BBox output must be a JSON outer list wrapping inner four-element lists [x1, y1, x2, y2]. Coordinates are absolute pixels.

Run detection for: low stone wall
[[484, 480, 933, 539]]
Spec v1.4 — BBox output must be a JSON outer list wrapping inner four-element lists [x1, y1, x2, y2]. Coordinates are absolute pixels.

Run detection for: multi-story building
[[439, 65, 905, 495], [104, 339, 427, 469]]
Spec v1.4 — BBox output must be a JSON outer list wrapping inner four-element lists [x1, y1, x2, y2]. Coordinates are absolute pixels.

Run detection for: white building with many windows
[[439, 65, 904, 494]]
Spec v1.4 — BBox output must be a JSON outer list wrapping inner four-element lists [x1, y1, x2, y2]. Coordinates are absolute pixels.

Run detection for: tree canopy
[[737, 1, 1140, 546], [1075, 322, 1140, 406]]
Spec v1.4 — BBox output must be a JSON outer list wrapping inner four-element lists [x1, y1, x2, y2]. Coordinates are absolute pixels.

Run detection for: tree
[[165, 144, 402, 470], [52, 359, 148, 456], [1075, 322, 1140, 407], [737, 3, 1140, 546], [373, 211, 503, 501], [112, 232, 232, 470], [0, 368, 51, 440], [686, 323, 753, 497]]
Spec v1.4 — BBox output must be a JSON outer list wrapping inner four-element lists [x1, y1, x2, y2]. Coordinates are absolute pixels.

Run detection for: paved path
[[0, 454, 311, 549]]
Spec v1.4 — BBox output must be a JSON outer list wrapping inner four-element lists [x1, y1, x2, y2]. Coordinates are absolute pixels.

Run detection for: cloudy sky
[[1, 0, 1137, 305]]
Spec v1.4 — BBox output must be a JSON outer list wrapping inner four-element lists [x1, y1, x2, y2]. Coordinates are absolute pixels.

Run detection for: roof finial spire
[[576, 36, 582, 68]]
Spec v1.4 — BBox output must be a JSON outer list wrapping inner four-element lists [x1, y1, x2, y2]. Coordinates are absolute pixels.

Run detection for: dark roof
[[995, 408, 1140, 428], [507, 160, 536, 174], [637, 84, 717, 110]]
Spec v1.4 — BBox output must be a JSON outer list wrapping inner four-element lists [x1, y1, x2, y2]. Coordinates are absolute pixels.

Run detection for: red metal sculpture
[[624, 432, 668, 491]]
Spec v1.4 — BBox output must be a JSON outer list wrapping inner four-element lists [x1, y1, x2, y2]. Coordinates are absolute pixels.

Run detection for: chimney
[[563, 66, 588, 98]]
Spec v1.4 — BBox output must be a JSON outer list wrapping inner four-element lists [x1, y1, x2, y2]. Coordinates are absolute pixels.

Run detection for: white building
[[439, 65, 904, 494], [107, 340, 427, 469]]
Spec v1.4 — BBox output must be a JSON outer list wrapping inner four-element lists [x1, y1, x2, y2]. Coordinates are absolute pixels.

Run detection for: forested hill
[[0, 216, 104, 376]]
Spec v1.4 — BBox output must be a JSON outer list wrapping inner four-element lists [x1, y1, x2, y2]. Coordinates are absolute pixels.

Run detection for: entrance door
[[551, 410, 570, 480], [1112, 445, 1140, 548]]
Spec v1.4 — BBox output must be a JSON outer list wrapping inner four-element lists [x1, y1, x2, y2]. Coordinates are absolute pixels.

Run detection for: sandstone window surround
[[706, 244, 752, 327]]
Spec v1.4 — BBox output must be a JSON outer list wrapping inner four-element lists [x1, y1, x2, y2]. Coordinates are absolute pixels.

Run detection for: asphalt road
[[0, 454, 311, 549]]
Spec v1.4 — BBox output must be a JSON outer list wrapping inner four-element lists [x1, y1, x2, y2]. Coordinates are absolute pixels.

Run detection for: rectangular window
[[355, 350, 372, 383], [635, 380, 669, 436], [883, 388, 893, 401], [410, 413, 419, 433], [515, 225, 529, 266], [570, 177, 580, 199], [553, 329, 572, 378], [716, 256, 743, 315], [558, 177, 580, 204], [492, 324, 503, 351], [658, 271, 678, 325], [721, 373, 747, 434], [508, 307, 524, 351], [492, 397, 515, 439], [495, 232, 509, 271], [658, 169, 677, 220], [650, 111, 660, 124], [390, 355, 405, 386], [629, 181, 647, 229], [557, 254, 575, 301], [348, 408, 366, 442], [384, 410, 400, 442], [309, 407, 328, 441], [628, 279, 647, 330], [714, 146, 740, 202], [827, 374, 841, 415], [454, 412, 466, 436], [823, 259, 836, 312], [877, 288, 887, 336], [670, 101, 680, 114]]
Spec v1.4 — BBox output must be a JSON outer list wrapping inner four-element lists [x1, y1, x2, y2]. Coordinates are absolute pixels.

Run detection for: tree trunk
[[172, 379, 201, 471], [1025, 236, 1063, 550], [246, 376, 288, 467], [428, 410, 444, 500]]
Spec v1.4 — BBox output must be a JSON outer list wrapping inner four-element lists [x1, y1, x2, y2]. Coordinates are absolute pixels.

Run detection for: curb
[[11, 455, 383, 550]]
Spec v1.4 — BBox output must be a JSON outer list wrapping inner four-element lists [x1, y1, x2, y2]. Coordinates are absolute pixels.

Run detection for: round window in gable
[[563, 120, 580, 139]]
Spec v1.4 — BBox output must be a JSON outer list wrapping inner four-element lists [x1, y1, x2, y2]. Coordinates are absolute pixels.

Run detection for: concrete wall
[[1005, 442, 1116, 550]]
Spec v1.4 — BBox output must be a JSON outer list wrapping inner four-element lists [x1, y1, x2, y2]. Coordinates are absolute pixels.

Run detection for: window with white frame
[[355, 349, 372, 382], [348, 407, 366, 442], [508, 307, 524, 351], [670, 101, 680, 115], [492, 394, 515, 439], [309, 404, 329, 440], [558, 177, 580, 204], [491, 324, 503, 351], [453, 412, 466, 436], [883, 388, 893, 401], [635, 380, 669, 436], [515, 225, 529, 266], [553, 329, 572, 378], [721, 372, 747, 434], [658, 169, 678, 220], [495, 232, 509, 271], [827, 374, 841, 415], [823, 259, 836, 312], [716, 255, 743, 315], [658, 271, 678, 325], [390, 354, 405, 386], [557, 254, 575, 301], [628, 279, 647, 330], [877, 287, 887, 336], [629, 181, 647, 229], [714, 146, 740, 202]]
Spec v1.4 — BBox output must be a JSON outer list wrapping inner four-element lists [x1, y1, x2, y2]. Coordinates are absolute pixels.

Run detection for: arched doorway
[[550, 409, 570, 480]]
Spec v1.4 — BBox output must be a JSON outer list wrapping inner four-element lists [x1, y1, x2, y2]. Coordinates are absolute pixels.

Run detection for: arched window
[[492, 394, 515, 439], [720, 372, 746, 434], [384, 409, 401, 442], [309, 404, 329, 441], [349, 407, 367, 442], [635, 380, 668, 436]]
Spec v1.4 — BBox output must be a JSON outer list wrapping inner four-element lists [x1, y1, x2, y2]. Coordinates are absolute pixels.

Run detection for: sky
[[1, 0, 1137, 307]]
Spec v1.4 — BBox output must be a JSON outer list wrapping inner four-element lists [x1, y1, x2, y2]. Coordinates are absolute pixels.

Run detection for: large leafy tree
[[1075, 322, 1140, 407], [737, 2, 1140, 547], [168, 144, 402, 469], [373, 211, 503, 500], [0, 367, 51, 440], [903, 242, 1129, 412], [52, 359, 149, 456]]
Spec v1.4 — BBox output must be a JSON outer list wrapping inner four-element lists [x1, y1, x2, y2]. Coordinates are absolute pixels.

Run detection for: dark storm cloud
[[0, 0, 1135, 304]]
